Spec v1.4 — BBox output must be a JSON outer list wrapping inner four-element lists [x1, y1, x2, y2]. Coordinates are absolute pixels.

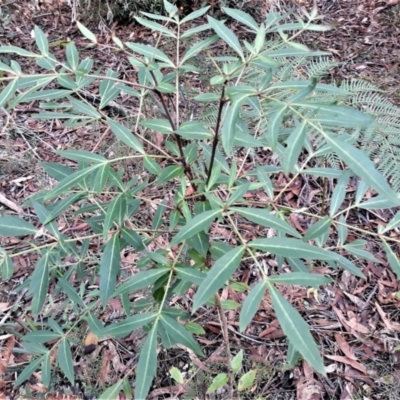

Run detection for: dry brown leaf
[[0, 336, 15, 375], [334, 333, 357, 360], [346, 317, 370, 334], [375, 302, 400, 332], [0, 193, 22, 214], [325, 355, 367, 374]]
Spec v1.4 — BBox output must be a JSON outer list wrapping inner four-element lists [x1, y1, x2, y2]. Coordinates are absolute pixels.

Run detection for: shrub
[[0, 1, 399, 398]]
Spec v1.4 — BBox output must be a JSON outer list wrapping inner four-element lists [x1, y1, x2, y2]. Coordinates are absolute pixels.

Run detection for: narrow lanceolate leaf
[[125, 42, 174, 66], [100, 234, 121, 307], [193, 246, 245, 311], [57, 149, 106, 164], [156, 165, 184, 184], [23, 330, 62, 343], [382, 240, 400, 280], [44, 164, 101, 200], [283, 120, 307, 174], [14, 356, 44, 387], [181, 6, 210, 24], [181, 35, 218, 64], [239, 280, 267, 332], [160, 314, 203, 355], [303, 217, 331, 241], [99, 379, 124, 400], [267, 282, 326, 375], [103, 193, 127, 240], [269, 272, 332, 287], [107, 118, 144, 154], [176, 121, 213, 140], [0, 78, 18, 108], [57, 338, 74, 384], [287, 342, 300, 367], [207, 16, 244, 60], [0, 45, 39, 58], [76, 21, 97, 43], [44, 192, 85, 225], [175, 267, 206, 286], [324, 136, 399, 204], [266, 105, 286, 149], [0, 216, 37, 237], [135, 323, 158, 400], [343, 245, 381, 263], [135, 17, 176, 38], [1, 252, 14, 280], [66, 43, 79, 70], [30, 252, 50, 315], [113, 268, 169, 296], [330, 170, 351, 216], [57, 278, 85, 307], [335, 254, 365, 279], [249, 238, 338, 260], [222, 7, 258, 32], [140, 119, 173, 134], [34, 26, 49, 56], [103, 312, 157, 338], [382, 210, 400, 234], [41, 352, 51, 388], [231, 207, 301, 238], [170, 209, 222, 246]]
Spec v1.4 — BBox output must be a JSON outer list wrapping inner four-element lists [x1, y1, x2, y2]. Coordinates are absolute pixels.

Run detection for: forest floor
[[0, 0, 400, 399]]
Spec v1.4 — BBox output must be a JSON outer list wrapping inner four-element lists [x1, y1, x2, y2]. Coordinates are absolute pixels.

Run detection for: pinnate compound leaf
[[99, 379, 124, 400], [160, 314, 203, 355], [0, 216, 36, 237], [103, 312, 157, 338], [249, 238, 337, 260], [113, 268, 169, 296], [170, 209, 221, 246], [193, 246, 245, 311], [206, 373, 229, 394], [107, 118, 145, 154], [135, 323, 158, 400], [100, 234, 121, 307], [231, 207, 301, 238], [240, 280, 267, 331], [324, 136, 399, 204], [57, 338, 74, 384], [268, 282, 326, 375], [268, 272, 332, 286]]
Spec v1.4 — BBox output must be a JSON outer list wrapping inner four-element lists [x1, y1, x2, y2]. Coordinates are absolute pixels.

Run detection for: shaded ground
[[0, 0, 400, 399]]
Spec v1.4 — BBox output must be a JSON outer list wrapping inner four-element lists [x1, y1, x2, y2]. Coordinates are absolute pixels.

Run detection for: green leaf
[[121, 227, 145, 251], [103, 193, 127, 240], [58, 150, 106, 164], [185, 322, 205, 335], [181, 35, 218, 64], [303, 217, 331, 241], [382, 240, 400, 280], [23, 330, 62, 343], [207, 16, 244, 60], [169, 367, 184, 384], [160, 314, 203, 355], [239, 280, 267, 332], [92, 162, 110, 193], [0, 45, 39, 57], [1, 251, 14, 280], [57, 278, 85, 307], [193, 246, 245, 311], [44, 164, 101, 200], [238, 369, 257, 392], [135, 323, 158, 400], [256, 166, 274, 199], [222, 7, 258, 32], [76, 21, 97, 43], [249, 238, 338, 260], [221, 300, 241, 309], [186, 231, 209, 258], [107, 118, 145, 154], [227, 182, 251, 206], [286, 342, 300, 367], [66, 43, 79, 70], [99, 379, 124, 400], [231, 349, 243, 374], [181, 6, 210, 23], [176, 121, 213, 140], [283, 120, 307, 174], [0, 216, 36, 237], [86, 312, 105, 338], [30, 252, 50, 315], [144, 156, 162, 174], [100, 234, 121, 307], [266, 105, 286, 149], [200, 142, 230, 174], [337, 215, 348, 246], [382, 210, 400, 234], [152, 201, 166, 229], [69, 97, 101, 119], [268, 272, 332, 286], [324, 136, 399, 204], [268, 282, 325, 375], [358, 195, 398, 210], [175, 267, 206, 286], [14, 356, 43, 387], [34, 26, 49, 55], [44, 192, 85, 225], [335, 254, 365, 278], [100, 71, 121, 109], [57, 338, 74, 384], [135, 17, 176, 37], [125, 42, 174, 67], [140, 118, 173, 134], [156, 165, 184, 184], [41, 352, 51, 388], [343, 245, 381, 263], [330, 171, 351, 216], [103, 312, 157, 338], [206, 373, 229, 394], [114, 268, 169, 296], [231, 207, 302, 238], [0, 78, 18, 108], [170, 209, 222, 246]]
